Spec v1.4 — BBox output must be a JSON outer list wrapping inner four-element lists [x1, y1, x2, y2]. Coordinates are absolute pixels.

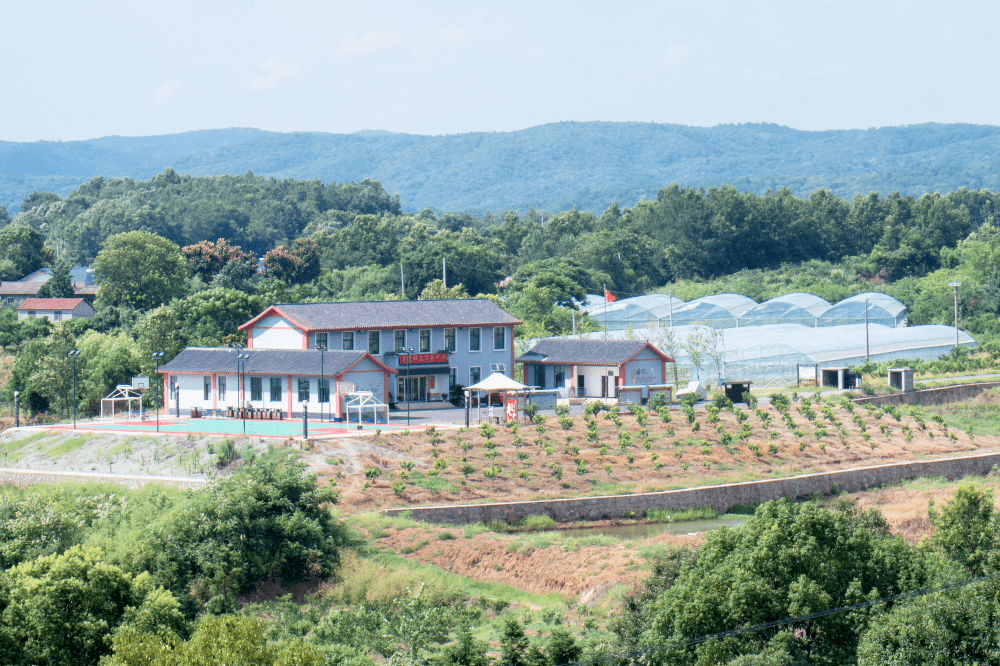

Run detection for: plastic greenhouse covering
[[577, 291, 909, 332], [818, 292, 908, 328], [741, 293, 832, 327], [567, 322, 974, 389]]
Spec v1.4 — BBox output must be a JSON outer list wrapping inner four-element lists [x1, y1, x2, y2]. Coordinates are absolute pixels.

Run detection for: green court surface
[[48, 416, 399, 438]]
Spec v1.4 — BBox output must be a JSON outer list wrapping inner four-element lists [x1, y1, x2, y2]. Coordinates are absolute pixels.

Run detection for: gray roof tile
[[160, 347, 393, 376], [249, 299, 521, 331]]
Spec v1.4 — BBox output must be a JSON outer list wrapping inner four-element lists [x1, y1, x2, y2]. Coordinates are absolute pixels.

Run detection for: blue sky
[[2, 0, 996, 141]]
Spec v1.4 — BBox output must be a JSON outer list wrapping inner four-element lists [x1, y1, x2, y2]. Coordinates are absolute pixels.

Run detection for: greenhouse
[[578, 291, 910, 333], [818, 292, 908, 328], [567, 322, 974, 389], [667, 299, 741, 328], [581, 293, 684, 330], [740, 293, 832, 327]]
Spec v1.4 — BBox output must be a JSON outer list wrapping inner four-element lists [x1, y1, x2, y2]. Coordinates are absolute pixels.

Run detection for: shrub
[[768, 393, 790, 411], [711, 393, 733, 409]]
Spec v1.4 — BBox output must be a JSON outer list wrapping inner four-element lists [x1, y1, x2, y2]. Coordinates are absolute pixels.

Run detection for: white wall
[[252, 316, 304, 349]]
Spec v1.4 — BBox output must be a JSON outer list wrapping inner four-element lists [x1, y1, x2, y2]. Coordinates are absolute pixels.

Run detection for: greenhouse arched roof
[[819, 292, 907, 328], [688, 293, 757, 317], [740, 293, 831, 327]]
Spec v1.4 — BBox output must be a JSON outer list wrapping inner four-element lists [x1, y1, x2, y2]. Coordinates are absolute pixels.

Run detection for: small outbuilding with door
[[159, 347, 397, 419], [517, 339, 673, 399]]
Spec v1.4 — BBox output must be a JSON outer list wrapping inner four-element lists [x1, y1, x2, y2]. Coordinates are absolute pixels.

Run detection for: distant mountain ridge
[[3, 121, 1000, 215]]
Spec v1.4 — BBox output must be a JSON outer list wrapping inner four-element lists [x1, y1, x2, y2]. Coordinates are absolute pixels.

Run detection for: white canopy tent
[[465, 372, 528, 425]]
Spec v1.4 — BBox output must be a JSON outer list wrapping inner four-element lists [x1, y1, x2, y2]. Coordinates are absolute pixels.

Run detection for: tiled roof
[[242, 299, 522, 331], [17, 298, 86, 310], [159, 347, 396, 376], [517, 339, 672, 365], [0, 283, 42, 296]]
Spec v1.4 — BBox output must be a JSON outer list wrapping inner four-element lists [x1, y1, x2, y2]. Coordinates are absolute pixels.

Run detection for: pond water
[[558, 515, 749, 539]]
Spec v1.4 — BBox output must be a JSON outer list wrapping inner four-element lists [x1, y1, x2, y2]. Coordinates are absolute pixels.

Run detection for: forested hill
[[4, 122, 1000, 214]]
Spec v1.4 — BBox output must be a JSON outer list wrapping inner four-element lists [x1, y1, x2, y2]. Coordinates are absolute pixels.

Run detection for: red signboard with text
[[399, 353, 448, 365]]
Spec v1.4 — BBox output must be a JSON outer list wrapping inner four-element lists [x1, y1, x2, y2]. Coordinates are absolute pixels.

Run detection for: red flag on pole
[[604, 287, 616, 303]]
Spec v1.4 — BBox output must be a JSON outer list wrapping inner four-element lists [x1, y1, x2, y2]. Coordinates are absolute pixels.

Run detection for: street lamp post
[[949, 281, 962, 349], [68, 350, 80, 429], [317, 345, 326, 422], [405, 346, 414, 426], [151, 352, 164, 432]]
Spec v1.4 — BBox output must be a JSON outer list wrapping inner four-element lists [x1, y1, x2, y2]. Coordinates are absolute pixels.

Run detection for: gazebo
[[464, 372, 528, 426]]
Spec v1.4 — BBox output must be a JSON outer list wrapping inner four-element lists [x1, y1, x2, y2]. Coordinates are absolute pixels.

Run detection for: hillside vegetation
[[6, 122, 1000, 213]]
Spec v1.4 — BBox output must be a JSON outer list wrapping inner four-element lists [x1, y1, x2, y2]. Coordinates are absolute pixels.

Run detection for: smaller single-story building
[[158, 347, 397, 418], [516, 339, 674, 399], [16, 298, 94, 322]]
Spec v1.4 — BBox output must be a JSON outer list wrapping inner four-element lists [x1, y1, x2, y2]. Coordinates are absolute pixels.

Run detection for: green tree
[[0, 224, 45, 280], [93, 231, 188, 310], [857, 584, 1000, 665], [419, 279, 470, 300], [36, 260, 74, 298], [639, 500, 937, 665], [107, 615, 325, 666], [0, 545, 184, 666], [928, 482, 999, 576]]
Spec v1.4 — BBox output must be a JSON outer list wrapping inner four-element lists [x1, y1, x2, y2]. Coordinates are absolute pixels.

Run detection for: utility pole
[[949, 281, 962, 348], [443, 256, 447, 288], [400, 264, 405, 298], [151, 352, 164, 432], [68, 350, 80, 429]]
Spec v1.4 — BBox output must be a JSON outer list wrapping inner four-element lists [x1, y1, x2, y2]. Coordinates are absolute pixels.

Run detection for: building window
[[298, 378, 310, 402], [250, 377, 262, 401], [204, 376, 211, 400], [534, 365, 546, 388], [469, 366, 481, 385], [395, 330, 406, 352], [316, 332, 328, 349], [419, 329, 431, 353], [469, 327, 481, 352], [450, 368, 457, 389], [53, 311, 62, 322], [270, 377, 282, 402], [218, 376, 226, 401], [27, 311, 35, 317], [342, 331, 354, 351], [319, 378, 329, 403], [444, 328, 456, 352], [169, 376, 177, 400], [368, 331, 380, 355], [494, 326, 505, 351]]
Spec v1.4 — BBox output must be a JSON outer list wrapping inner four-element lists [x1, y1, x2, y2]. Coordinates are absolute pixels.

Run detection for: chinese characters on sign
[[398, 353, 448, 364]]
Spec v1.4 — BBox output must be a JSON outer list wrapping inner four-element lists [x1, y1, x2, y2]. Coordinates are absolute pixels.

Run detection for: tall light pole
[[405, 346, 414, 426], [317, 344, 326, 422], [68, 350, 80, 429], [151, 352, 164, 432], [949, 281, 962, 349]]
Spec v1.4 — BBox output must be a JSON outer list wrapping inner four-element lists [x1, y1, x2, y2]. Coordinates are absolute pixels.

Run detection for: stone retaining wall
[[386, 452, 1000, 525], [852, 381, 1000, 407]]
